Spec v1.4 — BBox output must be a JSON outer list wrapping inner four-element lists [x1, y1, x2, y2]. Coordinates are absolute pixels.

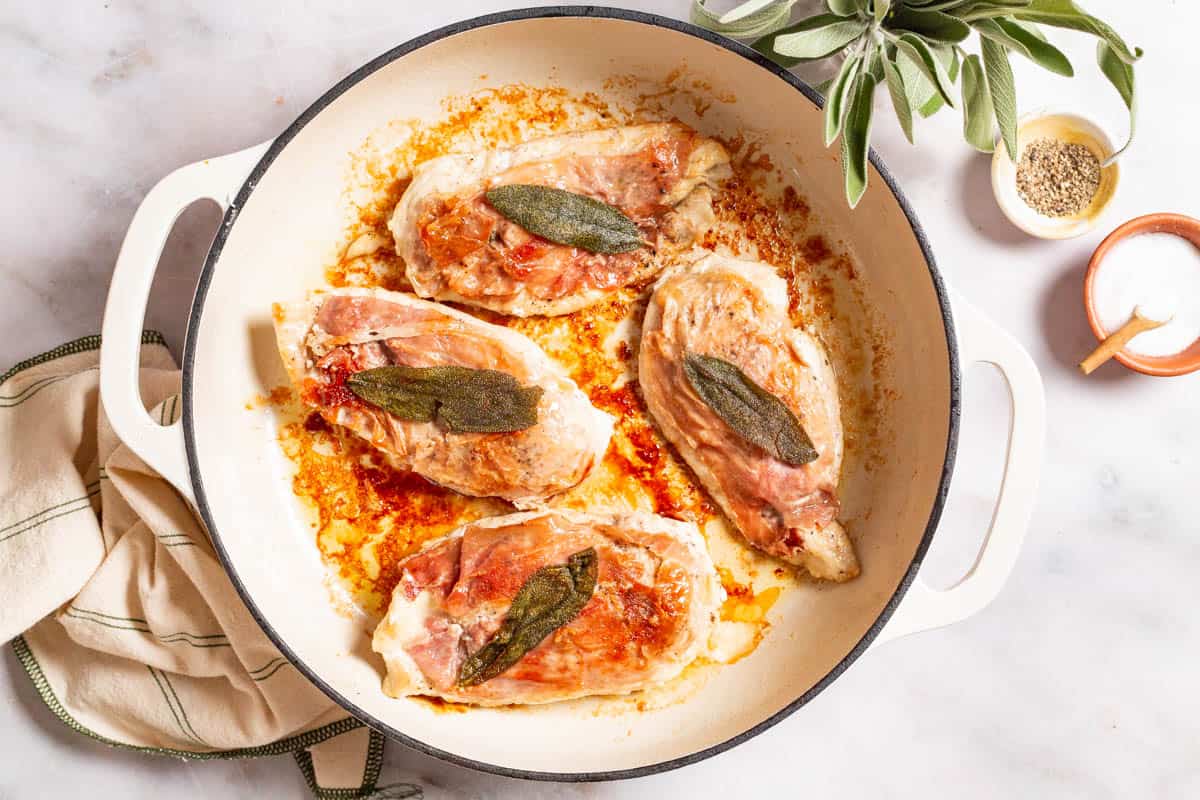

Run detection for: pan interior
[[187, 13, 953, 776]]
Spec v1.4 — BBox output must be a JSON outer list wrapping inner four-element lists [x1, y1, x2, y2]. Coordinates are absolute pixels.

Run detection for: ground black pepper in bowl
[[1015, 137, 1102, 217]]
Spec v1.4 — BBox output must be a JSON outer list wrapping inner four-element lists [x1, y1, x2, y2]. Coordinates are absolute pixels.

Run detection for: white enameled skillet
[[99, 7, 1045, 781]]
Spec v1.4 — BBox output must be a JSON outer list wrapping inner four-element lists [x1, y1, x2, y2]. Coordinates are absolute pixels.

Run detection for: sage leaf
[[893, 44, 935, 114], [752, 13, 846, 67], [347, 365, 543, 434], [824, 52, 863, 146], [908, 0, 980, 9], [961, 54, 996, 152], [1007, 17, 1048, 41], [920, 45, 961, 117], [865, 43, 887, 83], [886, 6, 971, 42], [883, 53, 915, 144], [486, 184, 643, 255], [842, 72, 877, 208], [458, 548, 598, 686], [917, 84, 945, 118], [692, 0, 796, 38], [972, 18, 1073, 76], [907, 0, 975, 8], [826, 0, 859, 16], [1097, 40, 1135, 163], [874, 0, 891, 24], [896, 34, 957, 109], [718, 0, 782, 24], [909, 44, 958, 118], [980, 36, 1019, 159], [683, 353, 820, 466], [773, 17, 868, 59], [950, 0, 1035, 20], [1012, 0, 1141, 64]]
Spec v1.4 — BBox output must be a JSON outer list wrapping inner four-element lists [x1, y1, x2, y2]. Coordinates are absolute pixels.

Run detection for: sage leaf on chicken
[[683, 352, 819, 466], [347, 365, 543, 434], [485, 184, 645, 255], [458, 548, 598, 686]]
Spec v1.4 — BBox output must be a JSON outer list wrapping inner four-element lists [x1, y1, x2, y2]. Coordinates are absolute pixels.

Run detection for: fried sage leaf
[[683, 352, 819, 466], [458, 547, 598, 686], [485, 184, 644, 255], [346, 365, 543, 434]]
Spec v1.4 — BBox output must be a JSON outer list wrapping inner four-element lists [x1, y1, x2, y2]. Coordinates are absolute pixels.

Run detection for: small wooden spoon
[[1079, 307, 1171, 375]]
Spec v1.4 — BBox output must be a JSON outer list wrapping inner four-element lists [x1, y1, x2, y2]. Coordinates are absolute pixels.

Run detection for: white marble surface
[[2, 1, 1198, 797]]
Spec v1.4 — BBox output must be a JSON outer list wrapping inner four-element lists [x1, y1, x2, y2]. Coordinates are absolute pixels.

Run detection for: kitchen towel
[[0, 332, 420, 799]]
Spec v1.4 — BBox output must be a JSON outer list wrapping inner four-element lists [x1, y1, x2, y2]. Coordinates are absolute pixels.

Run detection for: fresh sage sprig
[[458, 548, 598, 687], [485, 184, 646, 254], [692, 0, 1142, 206], [346, 365, 543, 434], [683, 352, 819, 466]]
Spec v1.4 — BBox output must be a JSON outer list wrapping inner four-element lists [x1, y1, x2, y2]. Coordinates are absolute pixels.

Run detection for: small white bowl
[[991, 110, 1121, 240]]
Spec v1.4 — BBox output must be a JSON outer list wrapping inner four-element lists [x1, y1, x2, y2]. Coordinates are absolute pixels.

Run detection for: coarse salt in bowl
[[1085, 214, 1200, 376]]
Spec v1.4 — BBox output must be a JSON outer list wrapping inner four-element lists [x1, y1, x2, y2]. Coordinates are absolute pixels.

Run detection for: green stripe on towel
[[0, 489, 100, 545], [147, 666, 207, 747], [64, 608, 231, 649]]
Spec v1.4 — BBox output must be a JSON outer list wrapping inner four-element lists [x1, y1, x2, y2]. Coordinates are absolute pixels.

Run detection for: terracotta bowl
[[1084, 213, 1200, 376]]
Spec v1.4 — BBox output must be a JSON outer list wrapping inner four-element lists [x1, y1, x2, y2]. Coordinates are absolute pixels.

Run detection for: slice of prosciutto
[[371, 509, 722, 706], [273, 287, 613, 506], [639, 255, 859, 581], [389, 123, 730, 317]]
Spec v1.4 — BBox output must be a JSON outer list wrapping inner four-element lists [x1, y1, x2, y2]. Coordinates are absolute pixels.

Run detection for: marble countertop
[[3, 1, 1197, 797]]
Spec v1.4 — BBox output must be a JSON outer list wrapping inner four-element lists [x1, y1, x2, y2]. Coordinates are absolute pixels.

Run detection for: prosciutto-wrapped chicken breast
[[639, 255, 859, 581], [372, 509, 722, 705], [273, 287, 612, 505], [389, 123, 730, 316]]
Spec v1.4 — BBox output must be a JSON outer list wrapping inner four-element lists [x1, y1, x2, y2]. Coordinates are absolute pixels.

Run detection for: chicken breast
[[273, 287, 613, 505], [389, 123, 730, 317], [372, 509, 722, 705], [639, 255, 859, 581]]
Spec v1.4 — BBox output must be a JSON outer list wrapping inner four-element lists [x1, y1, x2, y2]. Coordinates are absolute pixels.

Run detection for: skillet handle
[[873, 292, 1045, 646], [100, 143, 269, 504]]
